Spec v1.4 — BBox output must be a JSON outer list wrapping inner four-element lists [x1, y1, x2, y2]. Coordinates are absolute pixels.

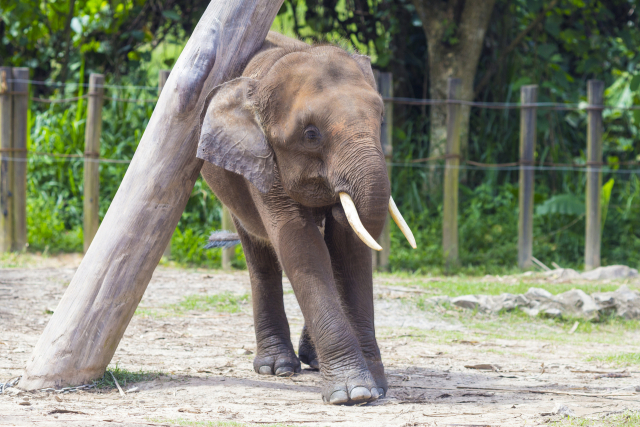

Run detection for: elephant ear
[[352, 54, 377, 90], [197, 77, 274, 193]]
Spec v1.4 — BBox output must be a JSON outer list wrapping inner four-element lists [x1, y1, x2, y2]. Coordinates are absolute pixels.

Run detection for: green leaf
[[601, 178, 614, 235], [162, 10, 180, 21], [536, 194, 585, 216], [630, 75, 640, 92]]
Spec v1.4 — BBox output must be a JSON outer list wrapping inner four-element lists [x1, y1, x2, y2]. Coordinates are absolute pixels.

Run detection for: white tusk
[[339, 192, 383, 251], [389, 197, 417, 249]]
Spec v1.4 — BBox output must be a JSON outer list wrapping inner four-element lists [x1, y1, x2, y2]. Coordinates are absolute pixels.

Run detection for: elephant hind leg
[[235, 222, 300, 377], [298, 325, 319, 370]]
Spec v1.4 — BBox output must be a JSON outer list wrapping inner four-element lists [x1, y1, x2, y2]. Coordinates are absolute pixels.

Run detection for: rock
[[546, 268, 581, 281], [556, 289, 600, 319], [451, 295, 480, 310], [553, 403, 575, 417], [525, 287, 554, 301], [593, 285, 640, 319], [581, 265, 638, 281]]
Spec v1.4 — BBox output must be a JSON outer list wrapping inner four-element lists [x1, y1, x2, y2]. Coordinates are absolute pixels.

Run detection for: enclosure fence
[[0, 67, 636, 271]]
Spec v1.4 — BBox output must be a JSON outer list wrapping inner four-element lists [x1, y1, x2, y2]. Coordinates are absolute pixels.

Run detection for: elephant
[[198, 31, 415, 405]]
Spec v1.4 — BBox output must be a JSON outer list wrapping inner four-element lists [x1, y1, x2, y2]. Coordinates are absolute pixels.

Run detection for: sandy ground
[[1, 255, 639, 426]]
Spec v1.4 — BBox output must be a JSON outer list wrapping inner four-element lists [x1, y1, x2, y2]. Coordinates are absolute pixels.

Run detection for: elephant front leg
[[323, 213, 388, 397], [236, 224, 300, 377], [277, 219, 380, 404]]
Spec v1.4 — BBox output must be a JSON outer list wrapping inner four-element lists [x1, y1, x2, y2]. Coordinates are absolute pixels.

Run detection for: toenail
[[329, 390, 349, 405], [275, 367, 294, 377], [350, 386, 372, 401], [310, 359, 319, 370], [370, 387, 380, 399], [258, 366, 273, 375], [377, 387, 385, 397]]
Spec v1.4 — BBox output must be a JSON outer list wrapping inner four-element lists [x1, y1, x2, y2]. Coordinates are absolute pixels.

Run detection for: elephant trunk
[[331, 145, 391, 249], [331, 139, 417, 250]]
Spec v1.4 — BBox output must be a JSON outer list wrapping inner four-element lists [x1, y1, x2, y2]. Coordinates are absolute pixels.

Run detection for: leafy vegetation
[[93, 365, 160, 389], [2, 0, 640, 272]]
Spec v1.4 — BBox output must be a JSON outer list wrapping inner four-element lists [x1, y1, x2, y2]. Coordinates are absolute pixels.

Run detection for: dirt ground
[[1, 254, 639, 427]]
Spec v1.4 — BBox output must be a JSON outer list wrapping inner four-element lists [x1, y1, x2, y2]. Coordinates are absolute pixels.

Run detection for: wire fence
[[5, 78, 640, 172], [1, 73, 638, 270]]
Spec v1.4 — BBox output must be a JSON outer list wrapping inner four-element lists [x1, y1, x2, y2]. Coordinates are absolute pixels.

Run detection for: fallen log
[[18, 0, 283, 390]]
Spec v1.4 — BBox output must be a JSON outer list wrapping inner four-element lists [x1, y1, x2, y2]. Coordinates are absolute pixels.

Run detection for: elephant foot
[[253, 347, 301, 377], [298, 326, 319, 370], [321, 368, 380, 405], [366, 359, 388, 398]]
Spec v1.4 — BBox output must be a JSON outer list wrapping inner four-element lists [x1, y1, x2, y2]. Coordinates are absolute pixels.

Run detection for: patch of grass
[[396, 275, 634, 299], [550, 410, 640, 426], [587, 352, 640, 366], [136, 292, 250, 318], [93, 365, 161, 389], [146, 418, 301, 427], [171, 292, 249, 314]]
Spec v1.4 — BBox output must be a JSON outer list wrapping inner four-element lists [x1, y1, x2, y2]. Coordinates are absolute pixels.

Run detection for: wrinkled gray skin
[[198, 31, 390, 405]]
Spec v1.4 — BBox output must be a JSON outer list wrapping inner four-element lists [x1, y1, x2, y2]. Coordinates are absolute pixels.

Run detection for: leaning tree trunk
[[19, 0, 284, 391], [411, 0, 496, 184]]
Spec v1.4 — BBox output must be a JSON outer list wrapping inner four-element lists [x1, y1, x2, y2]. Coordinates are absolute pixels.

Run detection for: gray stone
[[451, 295, 480, 310], [581, 265, 638, 281], [525, 287, 554, 301], [544, 268, 581, 281], [556, 289, 600, 319], [593, 285, 640, 319]]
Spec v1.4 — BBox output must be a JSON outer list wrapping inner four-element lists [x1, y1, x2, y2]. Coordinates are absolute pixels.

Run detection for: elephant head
[[197, 45, 415, 249]]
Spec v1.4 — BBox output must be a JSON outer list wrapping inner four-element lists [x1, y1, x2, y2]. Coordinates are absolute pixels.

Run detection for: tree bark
[[19, 0, 283, 391], [58, 0, 77, 84], [411, 0, 496, 179]]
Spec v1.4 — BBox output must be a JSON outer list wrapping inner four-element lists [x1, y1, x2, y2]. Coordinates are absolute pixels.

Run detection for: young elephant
[[198, 31, 415, 405]]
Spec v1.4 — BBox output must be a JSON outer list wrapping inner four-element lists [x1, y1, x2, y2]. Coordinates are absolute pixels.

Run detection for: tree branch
[[473, 0, 560, 98]]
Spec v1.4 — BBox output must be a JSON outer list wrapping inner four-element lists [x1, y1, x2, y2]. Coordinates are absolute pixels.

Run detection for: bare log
[[11, 68, 28, 252], [83, 74, 105, 252], [442, 78, 462, 268], [585, 80, 604, 270], [517, 85, 537, 269], [0, 67, 12, 252], [19, 0, 284, 390]]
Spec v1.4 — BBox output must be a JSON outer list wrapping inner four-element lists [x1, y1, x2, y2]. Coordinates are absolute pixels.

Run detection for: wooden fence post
[[221, 205, 236, 270], [0, 67, 12, 252], [371, 70, 393, 271], [585, 80, 604, 271], [378, 72, 393, 271], [159, 69, 172, 259], [11, 68, 29, 252], [443, 78, 461, 268], [83, 74, 105, 252], [19, 0, 284, 391], [518, 85, 538, 269]]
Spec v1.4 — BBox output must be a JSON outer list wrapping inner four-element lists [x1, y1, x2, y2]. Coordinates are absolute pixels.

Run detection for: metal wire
[[7, 79, 158, 91], [7, 79, 640, 110]]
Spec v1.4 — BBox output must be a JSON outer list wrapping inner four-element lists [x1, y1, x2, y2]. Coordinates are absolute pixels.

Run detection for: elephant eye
[[303, 125, 321, 141]]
